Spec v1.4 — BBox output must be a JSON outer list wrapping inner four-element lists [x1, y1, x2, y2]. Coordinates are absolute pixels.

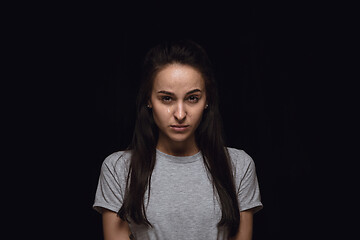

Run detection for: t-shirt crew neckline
[[156, 149, 202, 164]]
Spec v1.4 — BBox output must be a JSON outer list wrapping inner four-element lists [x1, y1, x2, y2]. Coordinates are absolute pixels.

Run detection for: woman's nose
[[174, 102, 186, 122]]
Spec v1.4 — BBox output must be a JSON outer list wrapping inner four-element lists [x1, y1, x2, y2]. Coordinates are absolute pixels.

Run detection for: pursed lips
[[170, 125, 190, 131]]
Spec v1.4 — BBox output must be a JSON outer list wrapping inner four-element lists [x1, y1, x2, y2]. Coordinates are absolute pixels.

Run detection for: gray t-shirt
[[93, 147, 262, 240]]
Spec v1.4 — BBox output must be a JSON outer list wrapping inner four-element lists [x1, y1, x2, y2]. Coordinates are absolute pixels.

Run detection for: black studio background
[[11, 1, 356, 239]]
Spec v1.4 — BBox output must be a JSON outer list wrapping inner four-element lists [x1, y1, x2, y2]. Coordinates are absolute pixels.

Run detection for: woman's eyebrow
[[186, 89, 202, 95], [157, 90, 174, 96], [157, 89, 202, 95]]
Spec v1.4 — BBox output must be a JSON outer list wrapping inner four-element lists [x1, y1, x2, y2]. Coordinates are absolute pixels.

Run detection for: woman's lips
[[170, 125, 190, 132]]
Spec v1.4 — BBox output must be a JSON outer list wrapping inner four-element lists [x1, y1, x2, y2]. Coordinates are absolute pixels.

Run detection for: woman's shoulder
[[227, 147, 252, 162], [226, 147, 255, 172], [101, 149, 132, 172]]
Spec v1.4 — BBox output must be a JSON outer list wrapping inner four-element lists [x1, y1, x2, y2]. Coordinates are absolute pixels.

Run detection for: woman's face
[[149, 64, 207, 152]]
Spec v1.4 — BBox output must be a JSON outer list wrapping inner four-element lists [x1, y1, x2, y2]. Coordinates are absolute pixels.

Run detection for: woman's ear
[[147, 100, 153, 109]]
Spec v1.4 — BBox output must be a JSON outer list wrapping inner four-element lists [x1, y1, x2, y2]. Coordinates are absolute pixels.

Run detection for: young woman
[[93, 40, 263, 240]]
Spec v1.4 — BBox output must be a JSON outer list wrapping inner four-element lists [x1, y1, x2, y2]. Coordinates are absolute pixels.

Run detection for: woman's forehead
[[153, 64, 205, 93]]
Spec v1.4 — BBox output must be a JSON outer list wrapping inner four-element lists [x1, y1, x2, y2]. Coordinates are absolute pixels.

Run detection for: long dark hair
[[118, 40, 240, 237]]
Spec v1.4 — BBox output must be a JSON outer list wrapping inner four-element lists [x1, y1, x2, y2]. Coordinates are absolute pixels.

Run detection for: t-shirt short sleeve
[[93, 151, 129, 214], [228, 148, 263, 213]]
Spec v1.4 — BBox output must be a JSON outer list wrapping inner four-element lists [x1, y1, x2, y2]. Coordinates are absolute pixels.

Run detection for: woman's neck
[[156, 135, 199, 157]]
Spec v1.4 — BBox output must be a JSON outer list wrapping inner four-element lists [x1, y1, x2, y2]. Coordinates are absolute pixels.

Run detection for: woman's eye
[[161, 96, 172, 102], [188, 95, 199, 103]]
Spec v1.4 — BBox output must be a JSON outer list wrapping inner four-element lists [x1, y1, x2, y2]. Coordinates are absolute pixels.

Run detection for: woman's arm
[[102, 209, 132, 240], [230, 209, 254, 240]]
